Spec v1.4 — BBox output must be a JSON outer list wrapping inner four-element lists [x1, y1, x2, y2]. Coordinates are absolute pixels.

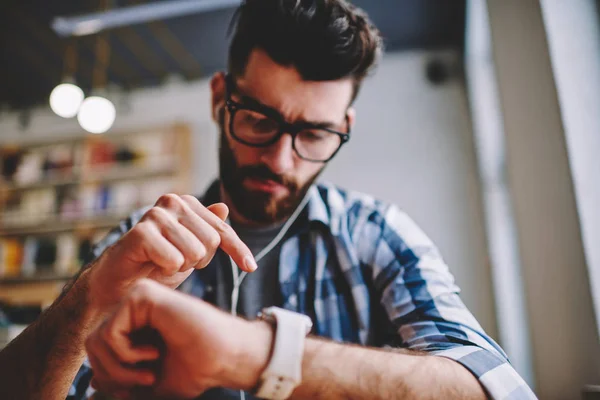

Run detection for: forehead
[[236, 49, 353, 124]]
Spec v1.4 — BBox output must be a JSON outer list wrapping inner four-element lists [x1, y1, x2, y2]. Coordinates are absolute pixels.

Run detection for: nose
[[260, 133, 295, 175]]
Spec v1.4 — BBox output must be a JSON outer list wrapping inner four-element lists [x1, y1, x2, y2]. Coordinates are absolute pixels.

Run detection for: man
[[0, 0, 535, 399]]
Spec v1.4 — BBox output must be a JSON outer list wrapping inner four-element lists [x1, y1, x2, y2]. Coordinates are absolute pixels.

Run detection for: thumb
[[207, 202, 229, 221]]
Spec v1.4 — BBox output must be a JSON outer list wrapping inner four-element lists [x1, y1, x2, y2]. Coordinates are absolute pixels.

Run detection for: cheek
[[227, 136, 263, 166], [296, 161, 323, 184], [222, 118, 261, 166]]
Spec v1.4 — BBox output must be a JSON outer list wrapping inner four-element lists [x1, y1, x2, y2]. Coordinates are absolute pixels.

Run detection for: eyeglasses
[[224, 73, 350, 162]]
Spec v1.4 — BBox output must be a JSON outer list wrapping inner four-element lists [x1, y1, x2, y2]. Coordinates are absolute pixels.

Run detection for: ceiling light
[[49, 82, 84, 118], [77, 95, 116, 134]]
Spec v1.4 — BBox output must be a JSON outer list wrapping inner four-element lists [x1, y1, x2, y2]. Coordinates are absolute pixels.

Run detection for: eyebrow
[[234, 88, 340, 129]]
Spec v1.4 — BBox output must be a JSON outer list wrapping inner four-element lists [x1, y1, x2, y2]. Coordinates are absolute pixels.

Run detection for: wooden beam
[[127, 0, 202, 80], [111, 25, 170, 81], [145, 20, 204, 80], [77, 34, 144, 89], [8, 6, 142, 89]]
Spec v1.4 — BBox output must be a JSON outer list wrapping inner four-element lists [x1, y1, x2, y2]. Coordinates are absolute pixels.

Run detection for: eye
[[299, 129, 328, 141], [240, 110, 278, 133], [253, 118, 278, 133]]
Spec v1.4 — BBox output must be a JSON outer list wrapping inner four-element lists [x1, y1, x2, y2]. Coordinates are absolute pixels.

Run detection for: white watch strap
[[255, 307, 312, 400]]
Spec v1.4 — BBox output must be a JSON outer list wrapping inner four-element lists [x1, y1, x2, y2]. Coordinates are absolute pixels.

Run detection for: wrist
[[225, 319, 274, 391], [70, 267, 105, 330], [84, 254, 126, 324]]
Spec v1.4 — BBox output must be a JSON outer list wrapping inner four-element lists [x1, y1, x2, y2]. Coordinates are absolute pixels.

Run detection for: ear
[[210, 71, 226, 123], [346, 107, 356, 131]]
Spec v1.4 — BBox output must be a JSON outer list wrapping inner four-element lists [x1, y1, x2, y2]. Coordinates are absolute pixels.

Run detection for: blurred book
[[57, 185, 81, 220], [14, 150, 43, 185], [109, 182, 140, 214], [55, 233, 77, 275], [18, 189, 56, 225], [1, 147, 23, 182], [21, 236, 38, 277], [0, 239, 23, 278], [33, 237, 57, 275]]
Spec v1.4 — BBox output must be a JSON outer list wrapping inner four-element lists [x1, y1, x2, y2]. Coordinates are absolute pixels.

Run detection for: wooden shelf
[[1, 176, 79, 191], [0, 215, 125, 236], [82, 163, 177, 183], [0, 123, 193, 306], [0, 281, 66, 306], [0, 274, 74, 285], [2, 164, 176, 192]]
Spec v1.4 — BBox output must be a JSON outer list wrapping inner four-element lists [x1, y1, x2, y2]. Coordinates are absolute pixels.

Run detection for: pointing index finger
[[180, 197, 257, 272]]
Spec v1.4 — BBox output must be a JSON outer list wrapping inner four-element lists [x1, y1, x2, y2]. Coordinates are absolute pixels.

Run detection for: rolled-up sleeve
[[434, 345, 535, 400], [363, 205, 536, 400]]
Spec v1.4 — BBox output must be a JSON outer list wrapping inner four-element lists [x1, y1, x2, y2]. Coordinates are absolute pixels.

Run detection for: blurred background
[[0, 0, 599, 398]]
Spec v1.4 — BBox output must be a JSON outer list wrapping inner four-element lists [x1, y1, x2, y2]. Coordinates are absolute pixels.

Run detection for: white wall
[[465, 0, 535, 385], [323, 52, 496, 336], [0, 50, 497, 337], [486, 0, 600, 398], [541, 0, 600, 337]]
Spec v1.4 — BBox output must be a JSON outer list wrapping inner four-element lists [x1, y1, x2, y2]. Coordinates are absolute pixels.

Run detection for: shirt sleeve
[[363, 204, 536, 400], [66, 359, 95, 400]]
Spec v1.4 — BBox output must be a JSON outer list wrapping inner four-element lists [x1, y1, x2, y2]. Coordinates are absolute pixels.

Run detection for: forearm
[[0, 268, 100, 399], [289, 338, 486, 400]]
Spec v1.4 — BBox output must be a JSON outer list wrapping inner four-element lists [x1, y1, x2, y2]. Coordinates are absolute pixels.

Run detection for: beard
[[218, 110, 322, 225]]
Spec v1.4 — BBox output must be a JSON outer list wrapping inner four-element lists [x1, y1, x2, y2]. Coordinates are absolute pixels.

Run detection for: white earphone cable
[[228, 192, 311, 400], [229, 191, 311, 316]]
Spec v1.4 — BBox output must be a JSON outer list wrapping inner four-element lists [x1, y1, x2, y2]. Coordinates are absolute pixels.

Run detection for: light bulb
[[49, 83, 84, 118], [77, 96, 116, 134]]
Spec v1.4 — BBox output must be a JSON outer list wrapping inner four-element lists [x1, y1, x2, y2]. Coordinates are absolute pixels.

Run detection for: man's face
[[211, 49, 355, 225]]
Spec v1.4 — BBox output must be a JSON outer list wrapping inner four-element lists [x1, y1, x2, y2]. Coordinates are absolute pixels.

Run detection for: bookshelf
[[0, 124, 192, 307]]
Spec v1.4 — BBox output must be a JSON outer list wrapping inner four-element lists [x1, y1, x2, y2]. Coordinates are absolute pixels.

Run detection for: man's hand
[[85, 279, 273, 399], [0, 197, 262, 400], [85, 279, 489, 400], [88, 194, 258, 318]]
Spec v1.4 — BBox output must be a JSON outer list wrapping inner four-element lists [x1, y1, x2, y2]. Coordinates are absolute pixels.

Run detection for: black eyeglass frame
[[224, 73, 351, 163]]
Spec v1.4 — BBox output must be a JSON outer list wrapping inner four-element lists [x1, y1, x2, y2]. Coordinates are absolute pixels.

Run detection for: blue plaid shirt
[[69, 180, 536, 399]]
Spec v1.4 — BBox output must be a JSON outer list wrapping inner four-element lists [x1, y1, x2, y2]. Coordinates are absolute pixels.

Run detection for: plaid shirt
[[68, 180, 536, 400]]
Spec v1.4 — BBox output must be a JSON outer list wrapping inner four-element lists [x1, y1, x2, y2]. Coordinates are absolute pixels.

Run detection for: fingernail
[[244, 255, 258, 272]]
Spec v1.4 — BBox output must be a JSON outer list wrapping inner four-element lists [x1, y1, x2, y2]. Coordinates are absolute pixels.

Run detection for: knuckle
[[130, 221, 153, 241], [190, 244, 207, 262], [180, 194, 200, 205], [155, 193, 183, 211], [214, 219, 231, 235], [162, 255, 183, 274], [166, 264, 181, 275], [206, 231, 221, 250], [144, 207, 168, 222]]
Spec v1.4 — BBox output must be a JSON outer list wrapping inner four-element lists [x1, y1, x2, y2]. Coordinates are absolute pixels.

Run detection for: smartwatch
[[254, 307, 313, 400]]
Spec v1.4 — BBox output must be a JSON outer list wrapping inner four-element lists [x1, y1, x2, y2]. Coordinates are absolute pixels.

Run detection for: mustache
[[238, 165, 298, 191]]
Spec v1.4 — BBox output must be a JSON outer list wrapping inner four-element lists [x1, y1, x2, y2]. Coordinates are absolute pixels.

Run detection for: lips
[[244, 177, 289, 194]]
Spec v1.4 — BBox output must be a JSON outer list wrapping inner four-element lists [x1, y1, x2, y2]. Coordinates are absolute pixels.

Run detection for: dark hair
[[227, 0, 383, 102]]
